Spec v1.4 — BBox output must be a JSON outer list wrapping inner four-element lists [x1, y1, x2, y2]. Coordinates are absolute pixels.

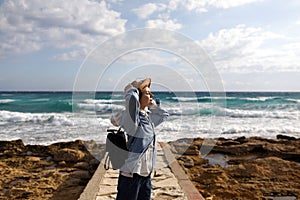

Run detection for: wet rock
[[234, 136, 247, 144], [53, 148, 85, 162], [277, 134, 296, 140]]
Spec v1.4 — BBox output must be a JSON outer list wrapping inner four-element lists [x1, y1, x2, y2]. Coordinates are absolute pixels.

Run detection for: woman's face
[[140, 86, 153, 109]]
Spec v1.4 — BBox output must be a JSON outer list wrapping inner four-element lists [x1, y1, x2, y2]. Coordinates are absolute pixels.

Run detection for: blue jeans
[[116, 173, 151, 200]]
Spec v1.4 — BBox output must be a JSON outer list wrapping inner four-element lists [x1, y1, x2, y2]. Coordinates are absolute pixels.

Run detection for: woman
[[110, 77, 168, 200]]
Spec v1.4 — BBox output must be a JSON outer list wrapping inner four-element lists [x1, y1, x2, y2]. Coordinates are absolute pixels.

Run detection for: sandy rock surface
[[0, 139, 104, 200], [169, 135, 300, 200]]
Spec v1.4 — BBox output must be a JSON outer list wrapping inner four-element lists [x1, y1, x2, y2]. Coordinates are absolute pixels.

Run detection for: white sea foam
[[83, 99, 124, 104], [1, 92, 300, 145], [168, 97, 198, 102], [171, 96, 297, 102], [0, 99, 15, 103], [224, 108, 299, 120], [0, 110, 73, 125], [163, 102, 299, 120], [77, 102, 124, 112], [286, 98, 300, 103], [241, 97, 275, 101], [166, 107, 199, 115], [1, 110, 299, 145]]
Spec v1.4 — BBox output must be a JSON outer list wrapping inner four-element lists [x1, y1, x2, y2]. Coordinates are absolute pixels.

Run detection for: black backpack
[[104, 128, 128, 170]]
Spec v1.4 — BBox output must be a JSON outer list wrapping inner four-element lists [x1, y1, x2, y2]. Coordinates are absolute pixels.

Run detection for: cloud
[[0, 0, 127, 59], [53, 48, 90, 61], [145, 19, 182, 31], [132, 3, 167, 19], [168, 0, 262, 12], [132, 2, 182, 31], [208, 0, 262, 9], [200, 24, 300, 72]]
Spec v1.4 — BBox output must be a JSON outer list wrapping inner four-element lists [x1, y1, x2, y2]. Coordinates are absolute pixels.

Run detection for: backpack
[[104, 128, 128, 170]]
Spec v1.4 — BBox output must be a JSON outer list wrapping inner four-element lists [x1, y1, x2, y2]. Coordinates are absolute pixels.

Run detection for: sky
[[0, 0, 300, 91]]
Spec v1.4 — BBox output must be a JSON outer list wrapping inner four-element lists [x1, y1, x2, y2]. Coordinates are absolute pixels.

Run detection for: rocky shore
[[0, 139, 104, 200], [1, 135, 299, 200], [169, 135, 300, 200]]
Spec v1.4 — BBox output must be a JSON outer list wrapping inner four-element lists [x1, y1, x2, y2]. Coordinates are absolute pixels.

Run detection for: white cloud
[[210, 0, 262, 9], [0, 0, 127, 58], [168, 0, 262, 12], [145, 19, 182, 31], [53, 48, 90, 61], [109, 0, 124, 5], [132, 3, 167, 19], [200, 24, 300, 72]]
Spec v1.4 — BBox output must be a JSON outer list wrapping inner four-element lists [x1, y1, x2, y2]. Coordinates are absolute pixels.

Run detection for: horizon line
[[0, 90, 300, 93]]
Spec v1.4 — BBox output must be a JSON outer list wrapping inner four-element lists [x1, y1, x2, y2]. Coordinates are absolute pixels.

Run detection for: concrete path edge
[[78, 155, 107, 200], [79, 143, 205, 200], [160, 142, 205, 200]]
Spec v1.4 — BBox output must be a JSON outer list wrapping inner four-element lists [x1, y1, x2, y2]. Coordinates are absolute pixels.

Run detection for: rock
[[53, 148, 85, 162], [89, 158, 100, 166], [276, 134, 296, 140], [74, 162, 89, 170], [44, 156, 52, 162], [3, 150, 14, 157], [172, 143, 200, 155], [218, 140, 240, 146], [58, 161, 66, 167], [169, 136, 300, 199], [172, 143, 190, 154], [183, 145, 200, 156], [178, 156, 194, 168], [26, 156, 41, 162], [9, 179, 27, 186], [234, 136, 247, 144], [0, 139, 99, 200], [0, 139, 25, 152], [212, 142, 264, 155], [45, 164, 57, 170], [1, 140, 25, 157], [71, 170, 91, 179], [282, 152, 300, 162]]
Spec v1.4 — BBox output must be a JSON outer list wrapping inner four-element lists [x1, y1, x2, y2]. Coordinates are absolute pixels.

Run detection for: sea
[[0, 91, 299, 145]]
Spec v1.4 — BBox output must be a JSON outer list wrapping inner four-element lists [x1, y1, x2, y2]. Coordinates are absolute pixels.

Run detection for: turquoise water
[[0, 91, 299, 144]]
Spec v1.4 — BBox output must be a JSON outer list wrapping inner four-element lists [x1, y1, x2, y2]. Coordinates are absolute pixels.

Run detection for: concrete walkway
[[79, 142, 204, 200]]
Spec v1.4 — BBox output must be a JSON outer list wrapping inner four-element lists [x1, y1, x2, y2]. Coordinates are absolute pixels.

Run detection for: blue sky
[[0, 0, 300, 91]]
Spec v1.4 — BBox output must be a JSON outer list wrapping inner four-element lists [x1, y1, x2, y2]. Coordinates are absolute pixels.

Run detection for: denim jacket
[[110, 86, 168, 175]]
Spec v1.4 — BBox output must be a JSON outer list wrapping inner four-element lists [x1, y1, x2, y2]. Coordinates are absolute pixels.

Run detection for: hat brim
[[139, 77, 151, 90]]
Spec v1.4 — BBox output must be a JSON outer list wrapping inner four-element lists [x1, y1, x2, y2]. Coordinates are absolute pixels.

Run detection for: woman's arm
[[120, 85, 140, 134]]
